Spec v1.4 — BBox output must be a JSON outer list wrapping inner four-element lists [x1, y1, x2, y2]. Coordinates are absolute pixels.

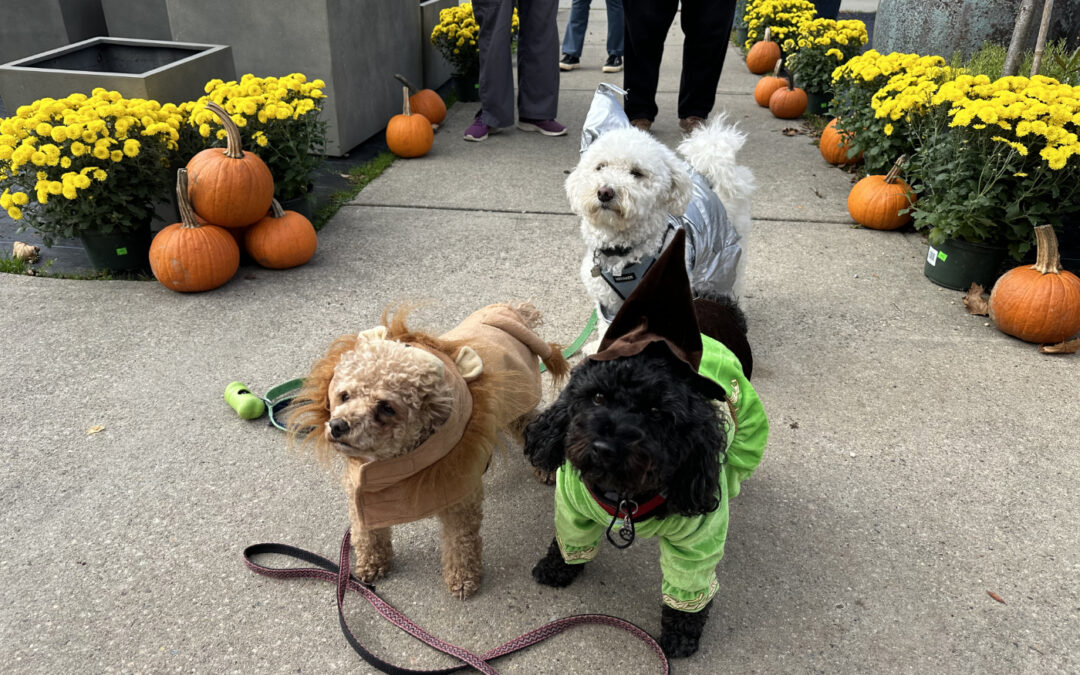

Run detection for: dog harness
[[553, 335, 768, 612], [592, 224, 676, 321]]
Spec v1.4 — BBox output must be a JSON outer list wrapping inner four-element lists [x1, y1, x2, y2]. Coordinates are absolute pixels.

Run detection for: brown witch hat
[[590, 229, 754, 399]]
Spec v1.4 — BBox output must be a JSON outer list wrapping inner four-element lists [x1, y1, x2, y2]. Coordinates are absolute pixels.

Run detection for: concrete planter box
[[0, 37, 234, 109], [420, 0, 456, 90], [0, 0, 106, 66], [100, 0, 172, 40], [166, 0, 423, 156]]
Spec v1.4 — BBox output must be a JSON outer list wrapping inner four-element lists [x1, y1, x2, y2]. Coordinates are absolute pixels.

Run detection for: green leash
[[226, 310, 596, 425]]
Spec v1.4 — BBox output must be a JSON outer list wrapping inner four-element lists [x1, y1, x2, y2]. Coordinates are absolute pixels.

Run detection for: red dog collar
[[584, 483, 667, 522]]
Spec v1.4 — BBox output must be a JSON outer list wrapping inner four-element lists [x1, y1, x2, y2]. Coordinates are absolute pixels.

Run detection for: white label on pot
[[927, 246, 938, 266]]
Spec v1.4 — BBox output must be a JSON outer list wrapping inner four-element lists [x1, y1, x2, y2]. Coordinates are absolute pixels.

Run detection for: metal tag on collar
[[605, 498, 638, 549]]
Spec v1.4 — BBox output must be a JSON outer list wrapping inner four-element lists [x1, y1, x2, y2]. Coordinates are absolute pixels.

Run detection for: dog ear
[[454, 346, 484, 382], [523, 394, 572, 472], [665, 399, 725, 516], [661, 155, 694, 215], [357, 325, 388, 342]]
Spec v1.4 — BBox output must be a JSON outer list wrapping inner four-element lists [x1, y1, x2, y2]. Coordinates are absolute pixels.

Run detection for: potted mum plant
[[430, 2, 519, 102], [742, 0, 817, 54], [783, 17, 868, 115], [909, 73, 1080, 290], [0, 88, 184, 270], [178, 73, 327, 216]]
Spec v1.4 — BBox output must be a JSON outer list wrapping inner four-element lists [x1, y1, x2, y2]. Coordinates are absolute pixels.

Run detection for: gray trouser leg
[[516, 0, 560, 121], [474, 0, 515, 127]]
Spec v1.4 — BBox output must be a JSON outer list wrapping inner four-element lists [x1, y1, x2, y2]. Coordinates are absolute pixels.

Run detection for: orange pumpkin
[[847, 155, 914, 230], [754, 58, 786, 107], [989, 225, 1080, 344], [186, 101, 275, 229], [394, 73, 446, 126], [386, 86, 434, 158], [819, 118, 862, 164], [747, 27, 782, 75], [149, 168, 239, 292], [244, 199, 318, 269], [768, 73, 808, 119]]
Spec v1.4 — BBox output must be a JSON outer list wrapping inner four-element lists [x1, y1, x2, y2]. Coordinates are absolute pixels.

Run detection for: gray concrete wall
[[100, 0, 172, 40], [0, 0, 107, 65], [874, 0, 1080, 61], [166, 0, 423, 156]]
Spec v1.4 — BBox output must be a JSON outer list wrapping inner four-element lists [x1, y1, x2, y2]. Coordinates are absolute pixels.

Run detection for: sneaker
[[516, 118, 567, 136], [464, 110, 493, 142], [679, 116, 706, 133], [559, 54, 580, 71], [629, 118, 653, 132], [602, 55, 623, 73]]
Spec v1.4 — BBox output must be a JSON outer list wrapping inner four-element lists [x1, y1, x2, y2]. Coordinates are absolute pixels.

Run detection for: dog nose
[[590, 439, 616, 457], [597, 186, 615, 203], [328, 418, 350, 438]]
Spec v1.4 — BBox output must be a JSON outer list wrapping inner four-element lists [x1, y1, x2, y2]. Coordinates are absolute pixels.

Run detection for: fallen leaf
[[963, 283, 990, 316], [1039, 338, 1080, 354], [86, 425, 105, 435], [987, 590, 1006, 604], [13, 241, 40, 262], [781, 127, 801, 136]]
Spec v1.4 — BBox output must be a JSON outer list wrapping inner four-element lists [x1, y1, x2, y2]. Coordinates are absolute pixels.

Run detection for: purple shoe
[[516, 118, 567, 136], [464, 110, 497, 142]]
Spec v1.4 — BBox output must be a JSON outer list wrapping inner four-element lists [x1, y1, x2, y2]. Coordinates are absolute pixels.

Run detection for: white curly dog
[[566, 114, 756, 341]]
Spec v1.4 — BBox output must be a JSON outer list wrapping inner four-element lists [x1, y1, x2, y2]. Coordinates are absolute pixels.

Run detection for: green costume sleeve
[[553, 464, 605, 563], [698, 334, 769, 500], [656, 497, 730, 612]]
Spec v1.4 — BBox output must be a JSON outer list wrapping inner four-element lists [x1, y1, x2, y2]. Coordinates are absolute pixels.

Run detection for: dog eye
[[595, 163, 605, 171], [339, 392, 350, 403], [630, 168, 645, 178], [648, 407, 664, 419], [592, 393, 606, 406], [376, 400, 396, 417]]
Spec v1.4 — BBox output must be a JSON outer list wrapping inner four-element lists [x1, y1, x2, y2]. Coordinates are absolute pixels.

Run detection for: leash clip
[[606, 498, 638, 549]]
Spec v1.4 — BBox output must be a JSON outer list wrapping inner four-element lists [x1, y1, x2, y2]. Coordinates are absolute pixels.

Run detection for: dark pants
[[622, 0, 738, 122]]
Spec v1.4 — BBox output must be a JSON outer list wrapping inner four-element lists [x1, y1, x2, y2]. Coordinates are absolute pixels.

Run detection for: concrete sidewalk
[[2, 4, 1077, 674]]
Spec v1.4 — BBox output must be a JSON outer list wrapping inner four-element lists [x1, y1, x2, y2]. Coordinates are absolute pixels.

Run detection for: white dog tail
[[676, 113, 756, 209]]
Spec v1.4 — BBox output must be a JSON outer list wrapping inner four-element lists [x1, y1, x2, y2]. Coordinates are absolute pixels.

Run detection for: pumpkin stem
[[204, 101, 245, 160], [270, 198, 285, 219], [394, 73, 420, 94], [884, 155, 907, 184], [401, 86, 412, 116], [1032, 224, 1063, 275], [783, 70, 796, 90], [764, 27, 772, 43], [772, 58, 783, 78], [176, 168, 201, 229]]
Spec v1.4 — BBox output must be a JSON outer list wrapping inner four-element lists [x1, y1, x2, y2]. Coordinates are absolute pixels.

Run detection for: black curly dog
[[524, 297, 748, 658]]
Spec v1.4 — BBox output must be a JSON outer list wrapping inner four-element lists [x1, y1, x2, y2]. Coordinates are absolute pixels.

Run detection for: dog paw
[[658, 600, 711, 658], [530, 465, 557, 485], [353, 559, 390, 583], [531, 539, 584, 587], [658, 629, 701, 658], [444, 569, 482, 600]]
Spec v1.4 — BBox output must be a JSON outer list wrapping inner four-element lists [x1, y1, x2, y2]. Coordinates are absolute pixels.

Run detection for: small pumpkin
[[186, 101, 275, 229], [847, 155, 914, 230], [989, 225, 1080, 344], [150, 168, 239, 292], [395, 73, 446, 126], [244, 199, 318, 269], [768, 72, 808, 119], [747, 27, 782, 75], [754, 58, 786, 107], [819, 118, 862, 165], [386, 86, 434, 158]]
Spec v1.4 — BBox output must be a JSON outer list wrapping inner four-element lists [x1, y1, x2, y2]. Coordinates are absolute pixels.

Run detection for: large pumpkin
[[186, 101, 275, 229], [754, 58, 786, 107], [386, 86, 434, 158], [847, 155, 914, 230], [768, 73, 808, 119], [149, 168, 239, 292], [989, 225, 1080, 344], [395, 73, 446, 126], [244, 199, 318, 269], [820, 118, 862, 165], [747, 27, 782, 75]]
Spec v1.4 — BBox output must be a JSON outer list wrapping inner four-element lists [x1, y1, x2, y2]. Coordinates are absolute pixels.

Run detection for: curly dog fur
[[288, 303, 567, 599]]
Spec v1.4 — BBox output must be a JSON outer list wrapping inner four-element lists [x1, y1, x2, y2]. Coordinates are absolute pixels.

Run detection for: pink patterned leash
[[243, 529, 669, 675]]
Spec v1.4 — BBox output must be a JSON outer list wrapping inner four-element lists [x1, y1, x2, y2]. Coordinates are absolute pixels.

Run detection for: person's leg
[[676, 0, 737, 121], [605, 0, 624, 57], [516, 0, 561, 123], [473, 0, 516, 128], [561, 0, 592, 58], [622, 0, 677, 123]]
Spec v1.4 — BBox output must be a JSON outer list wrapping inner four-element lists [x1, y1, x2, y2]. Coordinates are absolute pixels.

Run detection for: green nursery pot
[[923, 237, 1007, 291], [79, 223, 152, 272]]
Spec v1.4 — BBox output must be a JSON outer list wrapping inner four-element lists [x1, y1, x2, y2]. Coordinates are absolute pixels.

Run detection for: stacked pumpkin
[[150, 102, 318, 292], [387, 78, 445, 158]]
